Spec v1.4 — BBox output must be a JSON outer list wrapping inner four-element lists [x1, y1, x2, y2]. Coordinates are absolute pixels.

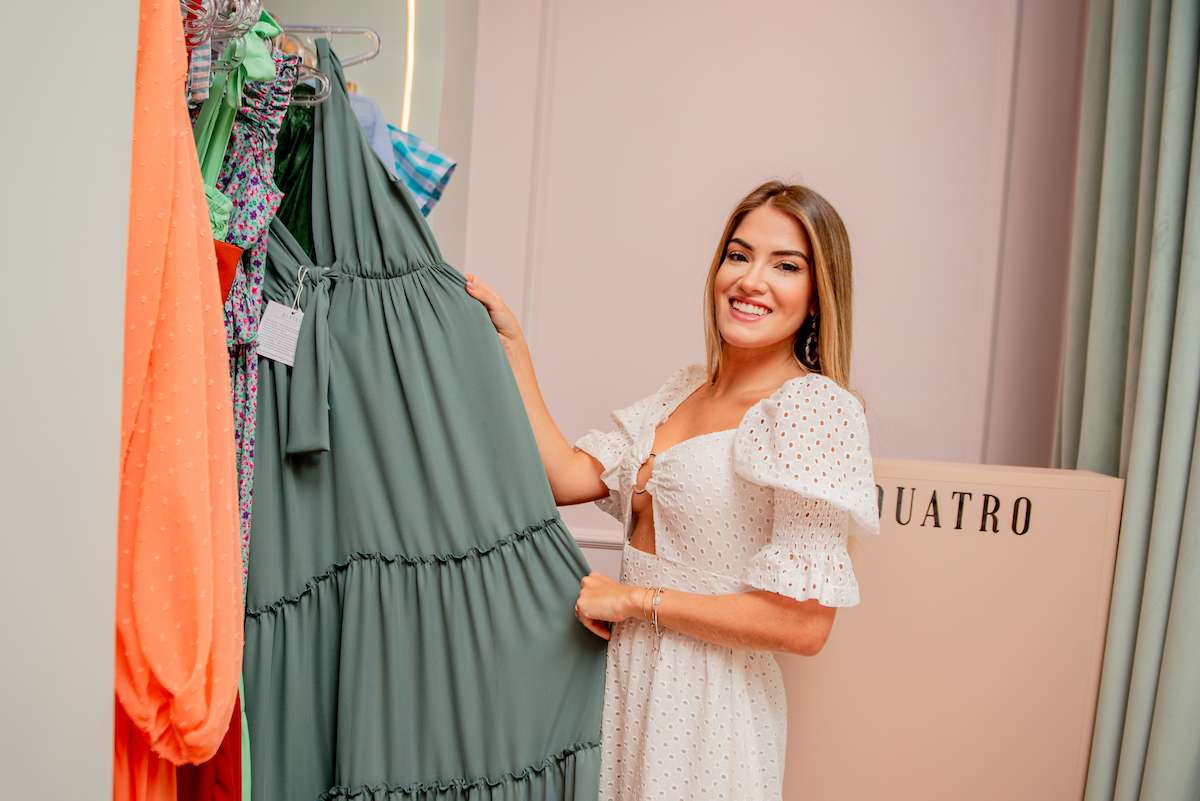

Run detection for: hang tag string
[[292, 265, 310, 310]]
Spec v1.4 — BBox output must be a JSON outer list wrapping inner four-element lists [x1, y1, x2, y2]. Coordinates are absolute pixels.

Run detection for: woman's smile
[[728, 296, 773, 321], [712, 203, 816, 349]]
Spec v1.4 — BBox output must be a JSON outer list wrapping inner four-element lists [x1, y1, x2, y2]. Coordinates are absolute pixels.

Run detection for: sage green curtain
[[1053, 1, 1200, 799]]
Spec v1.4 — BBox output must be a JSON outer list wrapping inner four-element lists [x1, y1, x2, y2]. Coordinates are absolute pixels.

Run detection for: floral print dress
[[205, 51, 300, 584]]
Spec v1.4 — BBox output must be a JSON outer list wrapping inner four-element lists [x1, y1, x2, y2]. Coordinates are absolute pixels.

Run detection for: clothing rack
[[180, 0, 263, 48], [277, 25, 382, 66], [181, 5, 383, 69]]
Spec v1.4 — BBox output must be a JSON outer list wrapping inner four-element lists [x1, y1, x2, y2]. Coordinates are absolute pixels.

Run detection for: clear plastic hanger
[[210, 0, 262, 44], [272, 24, 382, 106], [290, 65, 331, 107], [276, 25, 382, 67], [270, 30, 330, 106], [180, 0, 216, 49], [180, 0, 264, 54]]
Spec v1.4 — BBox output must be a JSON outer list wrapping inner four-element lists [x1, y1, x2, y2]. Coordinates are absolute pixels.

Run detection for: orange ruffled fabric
[[114, 0, 243, 798]]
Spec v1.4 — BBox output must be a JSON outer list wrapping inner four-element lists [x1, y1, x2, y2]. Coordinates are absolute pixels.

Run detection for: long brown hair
[[703, 181, 867, 558], [702, 181, 859, 399]]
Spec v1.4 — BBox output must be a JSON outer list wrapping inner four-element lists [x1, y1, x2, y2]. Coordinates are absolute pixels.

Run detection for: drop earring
[[798, 311, 820, 372]]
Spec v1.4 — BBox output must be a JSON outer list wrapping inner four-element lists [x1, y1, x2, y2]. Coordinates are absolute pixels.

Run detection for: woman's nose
[[737, 265, 769, 293]]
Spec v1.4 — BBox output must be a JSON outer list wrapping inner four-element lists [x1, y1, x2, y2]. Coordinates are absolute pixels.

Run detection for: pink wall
[[456, 1, 1087, 549]]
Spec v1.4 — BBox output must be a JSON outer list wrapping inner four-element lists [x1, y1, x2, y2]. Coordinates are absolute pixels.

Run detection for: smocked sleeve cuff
[[742, 489, 862, 607]]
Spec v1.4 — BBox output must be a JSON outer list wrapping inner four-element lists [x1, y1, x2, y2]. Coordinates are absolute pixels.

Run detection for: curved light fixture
[[400, 0, 416, 131]]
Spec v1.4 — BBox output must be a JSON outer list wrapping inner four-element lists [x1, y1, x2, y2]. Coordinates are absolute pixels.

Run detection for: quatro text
[[877, 486, 1033, 536]]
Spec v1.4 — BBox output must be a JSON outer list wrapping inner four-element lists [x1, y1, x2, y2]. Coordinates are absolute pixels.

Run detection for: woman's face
[[713, 203, 816, 353]]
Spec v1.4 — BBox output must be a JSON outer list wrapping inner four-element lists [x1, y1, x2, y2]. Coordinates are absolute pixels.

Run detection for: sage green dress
[[244, 41, 606, 801]]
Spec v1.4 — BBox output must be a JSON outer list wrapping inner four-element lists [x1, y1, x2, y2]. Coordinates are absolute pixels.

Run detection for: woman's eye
[[726, 251, 749, 263], [778, 261, 801, 273]]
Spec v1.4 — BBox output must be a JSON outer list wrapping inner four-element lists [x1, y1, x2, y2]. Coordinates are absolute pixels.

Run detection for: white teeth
[[731, 299, 770, 317]]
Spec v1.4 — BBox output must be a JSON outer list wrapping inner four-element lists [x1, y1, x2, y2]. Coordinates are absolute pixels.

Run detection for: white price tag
[[258, 300, 304, 366]]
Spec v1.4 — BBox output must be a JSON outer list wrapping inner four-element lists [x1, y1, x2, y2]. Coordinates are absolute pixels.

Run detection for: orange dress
[[113, 1, 243, 798]]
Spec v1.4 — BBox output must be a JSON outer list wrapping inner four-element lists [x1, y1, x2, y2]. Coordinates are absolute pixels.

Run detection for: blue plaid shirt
[[386, 124, 457, 217]]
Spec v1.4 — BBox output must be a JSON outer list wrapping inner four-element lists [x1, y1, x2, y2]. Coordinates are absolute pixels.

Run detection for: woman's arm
[[501, 334, 614, 505], [464, 274, 610, 506], [576, 572, 837, 656]]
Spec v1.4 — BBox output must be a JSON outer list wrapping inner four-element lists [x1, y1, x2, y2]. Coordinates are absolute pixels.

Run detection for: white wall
[[455, 0, 1086, 544], [0, 1, 137, 797]]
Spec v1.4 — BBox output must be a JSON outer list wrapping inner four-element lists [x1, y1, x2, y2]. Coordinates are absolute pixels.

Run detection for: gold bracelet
[[641, 586, 654, 622], [651, 587, 664, 635]]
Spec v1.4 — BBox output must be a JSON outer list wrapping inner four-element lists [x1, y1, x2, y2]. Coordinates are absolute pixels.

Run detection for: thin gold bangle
[[651, 587, 664, 635]]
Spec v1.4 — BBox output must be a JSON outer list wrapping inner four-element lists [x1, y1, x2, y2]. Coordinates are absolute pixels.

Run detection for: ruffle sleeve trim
[[732, 372, 880, 538], [572, 428, 627, 521], [572, 363, 709, 523], [572, 429, 625, 496]]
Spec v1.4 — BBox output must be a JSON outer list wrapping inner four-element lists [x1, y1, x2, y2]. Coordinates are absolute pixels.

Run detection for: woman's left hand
[[575, 572, 639, 640]]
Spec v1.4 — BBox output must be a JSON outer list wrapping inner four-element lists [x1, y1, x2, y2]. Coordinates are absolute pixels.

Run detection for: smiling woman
[[464, 180, 879, 801], [704, 181, 858, 388]]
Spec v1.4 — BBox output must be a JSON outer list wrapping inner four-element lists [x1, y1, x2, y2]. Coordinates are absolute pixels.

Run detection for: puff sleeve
[[732, 375, 879, 607]]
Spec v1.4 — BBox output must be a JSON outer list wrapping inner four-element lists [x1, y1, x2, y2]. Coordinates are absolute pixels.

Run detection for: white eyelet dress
[[573, 363, 880, 801]]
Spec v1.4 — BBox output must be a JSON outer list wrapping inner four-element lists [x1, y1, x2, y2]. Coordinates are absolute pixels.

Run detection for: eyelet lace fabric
[[573, 362, 879, 800]]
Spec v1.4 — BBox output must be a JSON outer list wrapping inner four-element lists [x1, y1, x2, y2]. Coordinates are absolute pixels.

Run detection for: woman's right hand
[[464, 273, 525, 348]]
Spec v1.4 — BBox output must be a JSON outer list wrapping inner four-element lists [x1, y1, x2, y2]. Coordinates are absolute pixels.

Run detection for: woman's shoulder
[[733, 369, 871, 464], [757, 370, 865, 418], [732, 370, 878, 535]]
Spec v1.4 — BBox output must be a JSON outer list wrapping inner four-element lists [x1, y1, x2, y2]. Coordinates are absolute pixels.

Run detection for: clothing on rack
[[177, 693, 242, 801], [348, 92, 396, 178], [114, 0, 242, 798], [243, 40, 606, 801], [387, 124, 456, 216], [194, 48, 300, 585], [183, 42, 300, 801], [272, 90, 316, 258], [183, 0, 211, 104], [188, 38, 212, 104], [215, 239, 244, 302], [349, 92, 457, 216], [192, 11, 280, 240]]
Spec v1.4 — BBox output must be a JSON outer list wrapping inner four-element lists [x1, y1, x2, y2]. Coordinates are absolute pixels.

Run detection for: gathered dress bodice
[[631, 429, 775, 583]]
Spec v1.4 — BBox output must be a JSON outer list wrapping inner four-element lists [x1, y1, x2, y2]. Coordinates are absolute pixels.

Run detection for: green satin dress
[[271, 89, 314, 260], [244, 41, 606, 801]]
